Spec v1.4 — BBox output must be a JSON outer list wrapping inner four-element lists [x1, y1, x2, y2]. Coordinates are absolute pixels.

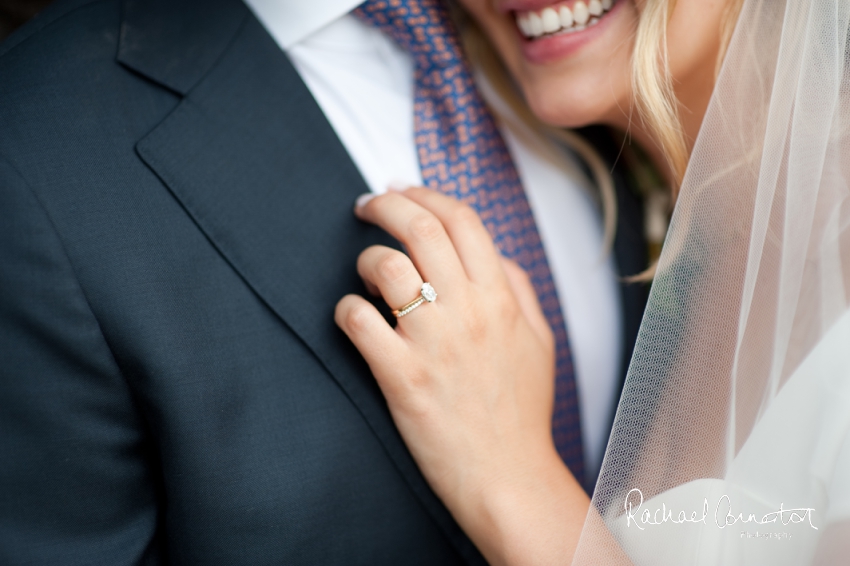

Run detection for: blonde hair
[[632, 0, 745, 191]]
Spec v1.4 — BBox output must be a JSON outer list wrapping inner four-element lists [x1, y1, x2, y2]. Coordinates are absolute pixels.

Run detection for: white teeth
[[559, 6, 574, 27], [528, 12, 544, 36], [541, 7, 561, 33], [518, 13, 532, 36], [573, 1, 590, 25], [516, 0, 613, 39]]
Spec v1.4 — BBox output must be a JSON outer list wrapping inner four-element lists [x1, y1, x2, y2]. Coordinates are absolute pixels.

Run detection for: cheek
[[666, 0, 726, 82]]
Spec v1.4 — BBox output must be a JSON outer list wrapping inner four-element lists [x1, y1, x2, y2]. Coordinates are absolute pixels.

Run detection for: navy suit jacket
[[0, 1, 647, 563]]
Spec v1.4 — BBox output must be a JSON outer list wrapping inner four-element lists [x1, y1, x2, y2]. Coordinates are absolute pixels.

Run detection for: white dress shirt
[[242, 0, 623, 480]]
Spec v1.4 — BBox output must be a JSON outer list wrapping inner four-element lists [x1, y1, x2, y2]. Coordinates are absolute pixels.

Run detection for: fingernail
[[387, 181, 411, 192], [355, 193, 377, 209]]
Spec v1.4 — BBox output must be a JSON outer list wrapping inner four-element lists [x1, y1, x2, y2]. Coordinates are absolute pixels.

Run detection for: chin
[[520, 75, 624, 129], [463, 0, 638, 130]]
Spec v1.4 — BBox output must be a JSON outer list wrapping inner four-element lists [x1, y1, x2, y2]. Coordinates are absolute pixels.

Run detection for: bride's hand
[[335, 187, 588, 566]]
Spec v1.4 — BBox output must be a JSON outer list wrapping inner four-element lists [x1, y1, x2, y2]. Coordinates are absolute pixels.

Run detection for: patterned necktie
[[355, 0, 584, 485]]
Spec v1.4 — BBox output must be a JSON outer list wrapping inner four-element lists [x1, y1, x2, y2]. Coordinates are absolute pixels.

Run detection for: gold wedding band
[[392, 283, 438, 318]]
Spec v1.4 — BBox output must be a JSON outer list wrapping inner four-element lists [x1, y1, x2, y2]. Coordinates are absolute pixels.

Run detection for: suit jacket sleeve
[[0, 155, 160, 565]]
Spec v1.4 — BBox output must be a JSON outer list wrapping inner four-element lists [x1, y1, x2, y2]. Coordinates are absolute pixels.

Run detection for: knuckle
[[449, 204, 481, 228], [375, 251, 414, 284], [460, 302, 490, 342], [405, 368, 431, 393], [407, 212, 444, 243], [494, 288, 521, 320], [467, 316, 488, 343], [345, 303, 374, 333]]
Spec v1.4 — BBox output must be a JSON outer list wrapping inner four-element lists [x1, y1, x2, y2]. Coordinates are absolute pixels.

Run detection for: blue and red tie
[[355, 0, 584, 485]]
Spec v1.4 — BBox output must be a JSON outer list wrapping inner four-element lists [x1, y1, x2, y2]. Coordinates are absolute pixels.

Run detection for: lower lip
[[517, 0, 625, 65]]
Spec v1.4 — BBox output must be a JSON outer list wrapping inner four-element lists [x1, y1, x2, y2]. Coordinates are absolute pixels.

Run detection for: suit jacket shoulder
[[0, 1, 483, 564]]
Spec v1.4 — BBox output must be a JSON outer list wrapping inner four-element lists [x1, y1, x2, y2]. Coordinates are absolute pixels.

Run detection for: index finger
[[355, 192, 468, 290], [398, 187, 507, 285]]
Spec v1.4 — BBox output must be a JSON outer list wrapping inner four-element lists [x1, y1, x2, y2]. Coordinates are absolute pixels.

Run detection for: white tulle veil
[[572, 0, 850, 564]]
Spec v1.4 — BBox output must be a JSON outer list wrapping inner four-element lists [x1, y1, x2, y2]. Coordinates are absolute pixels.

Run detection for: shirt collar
[[242, 0, 364, 50]]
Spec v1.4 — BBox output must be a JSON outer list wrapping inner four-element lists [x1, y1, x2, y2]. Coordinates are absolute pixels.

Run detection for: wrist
[[453, 442, 590, 566]]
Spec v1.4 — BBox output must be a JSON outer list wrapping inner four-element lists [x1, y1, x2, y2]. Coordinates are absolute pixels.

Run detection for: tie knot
[[354, 0, 464, 69]]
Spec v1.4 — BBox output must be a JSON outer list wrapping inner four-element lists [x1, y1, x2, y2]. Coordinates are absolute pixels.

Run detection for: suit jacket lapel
[[119, 2, 484, 562]]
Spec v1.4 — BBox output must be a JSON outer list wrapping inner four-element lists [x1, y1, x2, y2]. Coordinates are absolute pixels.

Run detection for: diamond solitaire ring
[[392, 282, 437, 318]]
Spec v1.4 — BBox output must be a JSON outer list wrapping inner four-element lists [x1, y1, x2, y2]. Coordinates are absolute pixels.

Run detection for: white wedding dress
[[611, 309, 850, 565], [571, 0, 850, 563]]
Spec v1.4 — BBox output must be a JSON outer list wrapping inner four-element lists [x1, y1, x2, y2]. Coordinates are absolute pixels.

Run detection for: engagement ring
[[392, 283, 437, 318]]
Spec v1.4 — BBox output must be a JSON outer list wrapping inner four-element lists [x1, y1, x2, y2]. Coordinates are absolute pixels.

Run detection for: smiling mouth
[[514, 0, 616, 40]]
